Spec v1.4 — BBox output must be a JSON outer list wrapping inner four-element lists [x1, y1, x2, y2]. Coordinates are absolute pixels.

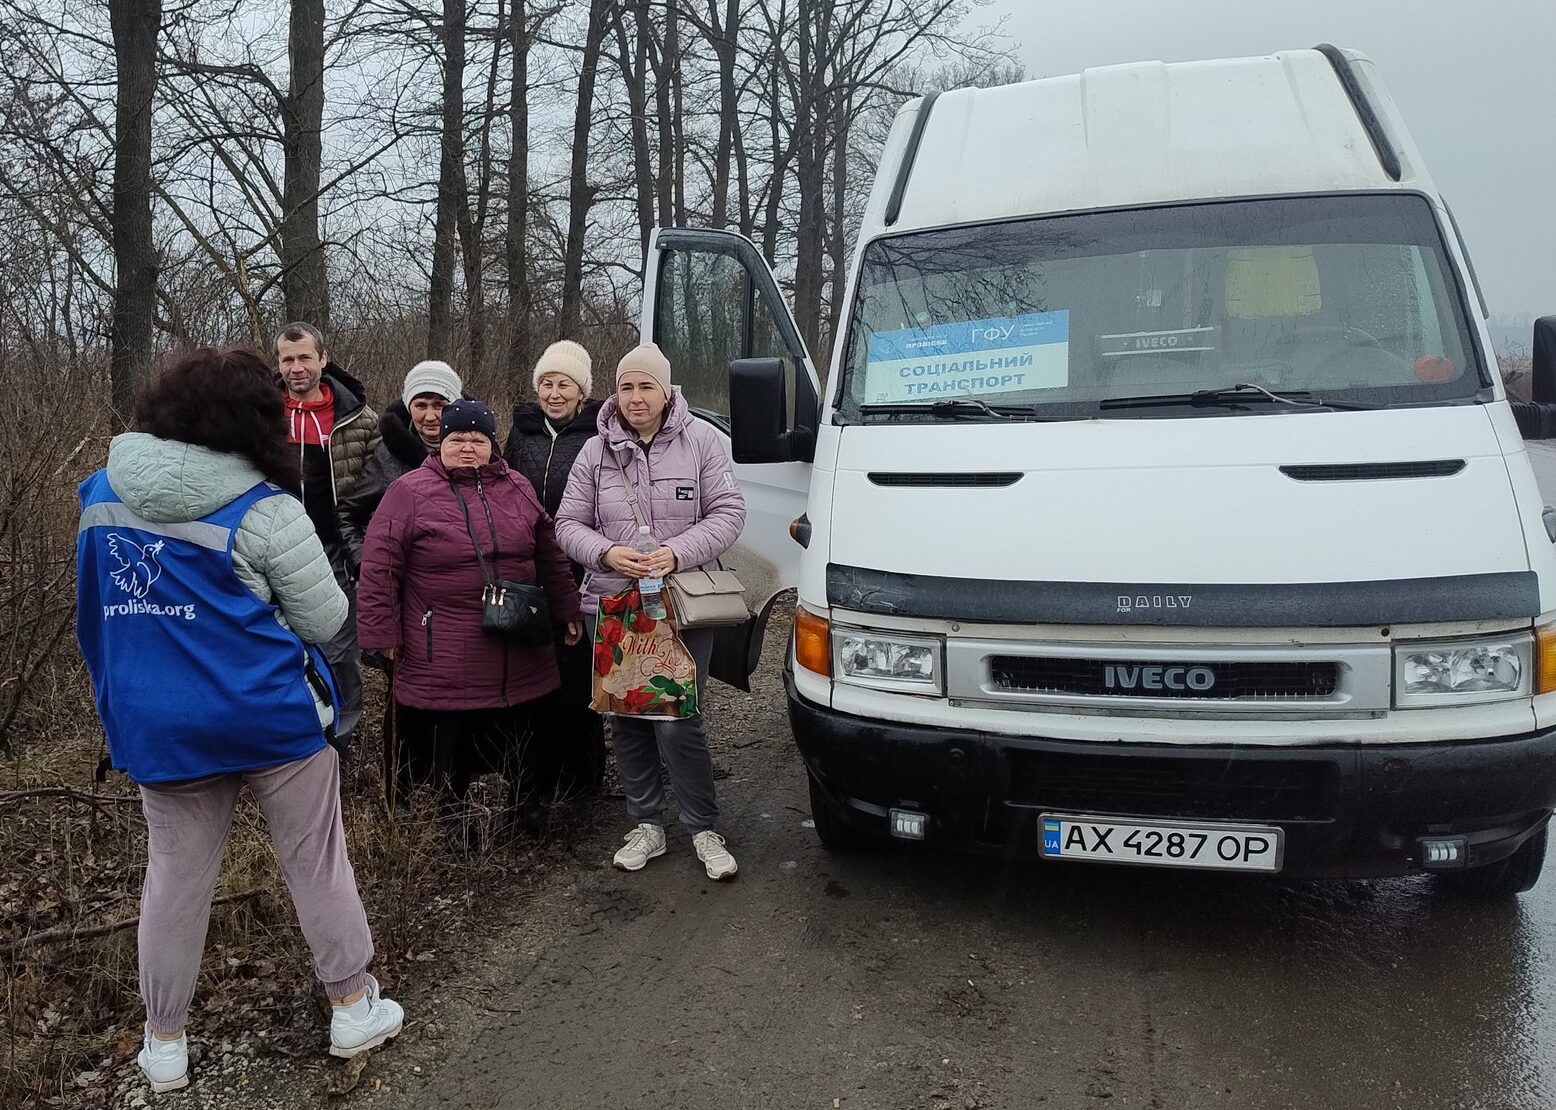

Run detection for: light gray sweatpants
[[136, 746, 373, 1034], [593, 620, 720, 832]]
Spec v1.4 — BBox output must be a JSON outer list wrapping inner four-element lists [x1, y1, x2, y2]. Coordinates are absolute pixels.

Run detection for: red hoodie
[[284, 384, 336, 447]]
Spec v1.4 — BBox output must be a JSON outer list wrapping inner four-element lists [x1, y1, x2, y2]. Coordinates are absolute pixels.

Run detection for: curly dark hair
[[132, 347, 301, 493]]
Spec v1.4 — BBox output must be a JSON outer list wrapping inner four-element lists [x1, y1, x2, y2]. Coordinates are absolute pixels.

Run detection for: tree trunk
[[614, 0, 654, 260], [281, 0, 328, 328], [506, 0, 531, 376], [559, 0, 610, 335], [428, 0, 467, 358], [791, 0, 828, 354], [649, 4, 673, 228], [708, 0, 739, 229], [462, 0, 506, 379], [759, 48, 785, 263], [666, 1, 685, 225], [823, 97, 851, 361], [109, 0, 160, 423]]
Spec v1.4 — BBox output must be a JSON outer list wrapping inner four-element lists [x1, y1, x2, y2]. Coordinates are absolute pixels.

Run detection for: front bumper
[[787, 675, 1556, 878]]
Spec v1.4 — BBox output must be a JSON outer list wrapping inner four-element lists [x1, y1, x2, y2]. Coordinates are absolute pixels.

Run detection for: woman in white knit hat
[[503, 340, 607, 801], [338, 359, 465, 577], [337, 358, 464, 807]]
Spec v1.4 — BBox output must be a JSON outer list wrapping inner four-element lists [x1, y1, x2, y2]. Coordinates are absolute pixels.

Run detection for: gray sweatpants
[[136, 746, 374, 1034], [594, 621, 719, 833]]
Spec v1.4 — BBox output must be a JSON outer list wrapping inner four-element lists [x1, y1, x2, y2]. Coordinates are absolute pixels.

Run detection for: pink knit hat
[[615, 343, 672, 396]]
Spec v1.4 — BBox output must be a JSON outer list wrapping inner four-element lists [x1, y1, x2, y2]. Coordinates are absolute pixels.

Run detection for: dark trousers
[[390, 695, 561, 815]]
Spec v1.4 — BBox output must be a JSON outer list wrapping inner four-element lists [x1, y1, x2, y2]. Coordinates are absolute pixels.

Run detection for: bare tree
[[109, 0, 161, 420], [427, 0, 467, 356], [507, 0, 534, 373], [559, 0, 613, 334], [282, 0, 329, 326]]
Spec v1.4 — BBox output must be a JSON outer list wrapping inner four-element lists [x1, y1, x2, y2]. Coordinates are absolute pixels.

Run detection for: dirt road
[[338, 611, 1555, 1110]]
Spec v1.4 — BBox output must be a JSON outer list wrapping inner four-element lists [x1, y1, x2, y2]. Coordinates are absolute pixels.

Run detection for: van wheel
[[1438, 826, 1548, 899], [807, 773, 878, 851]]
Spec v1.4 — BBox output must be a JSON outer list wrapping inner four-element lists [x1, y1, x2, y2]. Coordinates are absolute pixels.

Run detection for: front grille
[[990, 656, 1339, 700], [1007, 748, 1337, 821]]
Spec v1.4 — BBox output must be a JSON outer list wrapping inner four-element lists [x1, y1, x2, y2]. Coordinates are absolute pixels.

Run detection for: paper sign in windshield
[[863, 311, 1069, 404]]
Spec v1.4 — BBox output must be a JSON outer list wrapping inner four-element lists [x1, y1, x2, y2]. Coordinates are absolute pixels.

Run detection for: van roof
[[870, 47, 1432, 237]]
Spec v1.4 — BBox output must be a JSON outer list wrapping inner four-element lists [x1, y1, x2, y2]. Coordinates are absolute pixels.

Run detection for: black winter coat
[[502, 399, 604, 521], [503, 399, 605, 715], [336, 400, 436, 576]]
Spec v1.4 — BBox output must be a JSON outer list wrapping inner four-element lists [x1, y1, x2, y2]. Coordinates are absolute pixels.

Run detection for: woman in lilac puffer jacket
[[555, 343, 746, 881]]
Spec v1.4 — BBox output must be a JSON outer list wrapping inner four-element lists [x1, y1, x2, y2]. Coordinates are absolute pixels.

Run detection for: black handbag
[[451, 478, 553, 646]]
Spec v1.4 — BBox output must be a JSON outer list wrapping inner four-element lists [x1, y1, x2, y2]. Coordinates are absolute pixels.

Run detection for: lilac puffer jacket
[[555, 389, 747, 613]]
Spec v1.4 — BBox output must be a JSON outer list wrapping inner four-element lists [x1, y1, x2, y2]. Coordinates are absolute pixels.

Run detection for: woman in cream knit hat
[[502, 340, 607, 800]]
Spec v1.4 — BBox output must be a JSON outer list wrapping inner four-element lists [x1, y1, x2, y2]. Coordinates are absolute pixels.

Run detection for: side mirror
[[1512, 317, 1556, 439], [729, 357, 817, 464], [1535, 317, 1556, 404], [730, 357, 786, 463]]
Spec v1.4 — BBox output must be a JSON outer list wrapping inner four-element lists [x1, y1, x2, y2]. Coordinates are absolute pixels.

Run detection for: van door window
[[655, 248, 745, 424], [656, 247, 803, 428]]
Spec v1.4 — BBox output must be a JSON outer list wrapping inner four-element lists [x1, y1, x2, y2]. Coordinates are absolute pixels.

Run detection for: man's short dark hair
[[275, 321, 326, 356]]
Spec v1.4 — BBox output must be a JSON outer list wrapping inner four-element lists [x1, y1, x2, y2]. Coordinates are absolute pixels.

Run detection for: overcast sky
[[979, 0, 1554, 322]]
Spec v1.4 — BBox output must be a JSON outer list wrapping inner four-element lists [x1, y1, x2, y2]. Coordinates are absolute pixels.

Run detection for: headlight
[[1393, 634, 1533, 707], [833, 628, 944, 696]]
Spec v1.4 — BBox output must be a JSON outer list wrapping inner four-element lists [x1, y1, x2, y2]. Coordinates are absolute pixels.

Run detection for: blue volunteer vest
[[75, 470, 340, 784]]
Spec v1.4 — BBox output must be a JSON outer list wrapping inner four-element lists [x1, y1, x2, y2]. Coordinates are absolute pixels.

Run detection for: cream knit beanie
[[532, 340, 593, 396], [615, 342, 672, 396]]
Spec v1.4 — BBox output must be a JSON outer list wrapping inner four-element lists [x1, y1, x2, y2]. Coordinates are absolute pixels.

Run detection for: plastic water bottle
[[633, 525, 668, 620]]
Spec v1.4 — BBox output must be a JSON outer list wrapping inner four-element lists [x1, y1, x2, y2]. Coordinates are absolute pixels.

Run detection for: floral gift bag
[[590, 586, 699, 720]]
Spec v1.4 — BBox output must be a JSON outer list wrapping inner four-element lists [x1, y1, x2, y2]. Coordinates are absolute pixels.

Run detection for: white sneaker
[[329, 974, 404, 1058], [693, 830, 738, 880], [613, 823, 667, 871], [137, 1026, 189, 1093]]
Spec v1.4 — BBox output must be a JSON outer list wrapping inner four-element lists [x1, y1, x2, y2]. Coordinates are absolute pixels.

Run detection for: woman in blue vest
[[75, 348, 403, 1093]]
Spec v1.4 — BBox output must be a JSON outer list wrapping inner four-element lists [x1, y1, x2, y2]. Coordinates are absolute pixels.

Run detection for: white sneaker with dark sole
[[613, 822, 668, 871], [693, 830, 738, 880], [137, 1026, 189, 1093], [329, 974, 404, 1058]]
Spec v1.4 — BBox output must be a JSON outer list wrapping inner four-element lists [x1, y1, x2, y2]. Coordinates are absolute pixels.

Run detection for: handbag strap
[[607, 445, 725, 574], [609, 448, 652, 535], [450, 479, 497, 590]]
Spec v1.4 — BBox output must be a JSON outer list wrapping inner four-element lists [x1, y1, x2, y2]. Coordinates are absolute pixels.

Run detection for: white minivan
[[637, 46, 1556, 896]]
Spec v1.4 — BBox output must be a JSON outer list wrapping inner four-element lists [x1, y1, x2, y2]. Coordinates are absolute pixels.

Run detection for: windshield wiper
[[859, 398, 1051, 422], [1099, 383, 1380, 412]]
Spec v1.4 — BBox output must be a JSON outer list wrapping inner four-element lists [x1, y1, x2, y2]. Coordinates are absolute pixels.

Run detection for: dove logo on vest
[[101, 533, 197, 621]]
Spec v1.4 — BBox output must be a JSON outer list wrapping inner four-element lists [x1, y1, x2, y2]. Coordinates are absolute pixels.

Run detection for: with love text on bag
[[590, 585, 699, 720]]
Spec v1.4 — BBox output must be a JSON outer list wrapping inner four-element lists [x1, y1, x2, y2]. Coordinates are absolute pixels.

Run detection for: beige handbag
[[663, 568, 750, 629], [609, 450, 750, 630]]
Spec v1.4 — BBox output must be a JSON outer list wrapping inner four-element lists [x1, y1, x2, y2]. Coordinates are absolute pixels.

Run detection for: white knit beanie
[[402, 360, 463, 408], [532, 340, 593, 396]]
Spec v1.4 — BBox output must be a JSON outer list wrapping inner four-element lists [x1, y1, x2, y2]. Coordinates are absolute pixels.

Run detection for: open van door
[[640, 228, 821, 688]]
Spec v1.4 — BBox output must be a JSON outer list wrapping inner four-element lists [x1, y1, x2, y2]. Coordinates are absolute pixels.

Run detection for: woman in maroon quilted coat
[[357, 401, 582, 849]]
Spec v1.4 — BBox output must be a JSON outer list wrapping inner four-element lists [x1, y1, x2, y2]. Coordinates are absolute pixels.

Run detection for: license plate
[[1039, 813, 1284, 873]]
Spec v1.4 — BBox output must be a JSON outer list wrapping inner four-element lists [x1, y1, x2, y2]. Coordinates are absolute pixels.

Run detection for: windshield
[[838, 194, 1482, 421]]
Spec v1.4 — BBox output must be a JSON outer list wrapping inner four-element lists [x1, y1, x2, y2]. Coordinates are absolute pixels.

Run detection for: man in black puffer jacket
[[503, 340, 606, 800]]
